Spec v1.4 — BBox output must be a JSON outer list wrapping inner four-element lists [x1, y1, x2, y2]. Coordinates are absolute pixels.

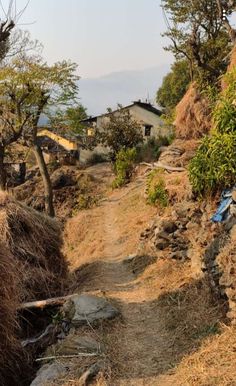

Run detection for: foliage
[[189, 132, 236, 195], [146, 169, 168, 207], [161, 0, 233, 87], [189, 67, 236, 196], [0, 56, 79, 142], [136, 136, 172, 163], [99, 105, 143, 160], [213, 68, 236, 134], [156, 60, 190, 112], [112, 148, 137, 189], [49, 103, 87, 135], [76, 194, 99, 210]]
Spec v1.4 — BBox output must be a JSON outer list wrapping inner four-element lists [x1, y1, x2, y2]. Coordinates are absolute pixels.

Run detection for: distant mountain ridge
[[38, 64, 170, 126], [78, 64, 170, 116]]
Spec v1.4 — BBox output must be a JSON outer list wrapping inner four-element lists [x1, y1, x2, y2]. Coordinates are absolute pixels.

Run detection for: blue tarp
[[211, 188, 235, 223]]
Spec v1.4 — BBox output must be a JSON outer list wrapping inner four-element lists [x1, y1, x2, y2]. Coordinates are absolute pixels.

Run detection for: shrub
[[213, 68, 236, 135], [189, 132, 236, 196], [146, 169, 168, 207], [112, 148, 137, 188], [189, 68, 236, 196], [99, 106, 143, 161]]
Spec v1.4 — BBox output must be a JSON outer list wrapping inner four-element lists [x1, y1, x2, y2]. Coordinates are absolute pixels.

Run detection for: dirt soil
[[59, 164, 226, 386]]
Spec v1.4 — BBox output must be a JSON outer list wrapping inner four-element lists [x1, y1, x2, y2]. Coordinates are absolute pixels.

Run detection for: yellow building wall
[[38, 130, 78, 151]]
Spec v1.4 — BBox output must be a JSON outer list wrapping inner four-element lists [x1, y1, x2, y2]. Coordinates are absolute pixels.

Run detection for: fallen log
[[19, 294, 76, 311], [141, 162, 185, 172]]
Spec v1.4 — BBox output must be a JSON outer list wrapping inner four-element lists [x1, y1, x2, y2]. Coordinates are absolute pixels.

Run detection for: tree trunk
[[33, 143, 55, 217], [0, 145, 6, 191]]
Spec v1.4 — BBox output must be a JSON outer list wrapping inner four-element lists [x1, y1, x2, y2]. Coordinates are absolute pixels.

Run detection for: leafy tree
[[161, 0, 235, 86], [156, 59, 190, 112], [0, 56, 79, 216], [99, 106, 143, 161], [49, 103, 87, 135]]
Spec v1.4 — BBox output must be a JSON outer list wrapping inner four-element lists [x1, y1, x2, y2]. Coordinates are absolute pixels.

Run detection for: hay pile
[[222, 45, 236, 90], [0, 243, 25, 385], [174, 83, 212, 139], [0, 192, 68, 302]]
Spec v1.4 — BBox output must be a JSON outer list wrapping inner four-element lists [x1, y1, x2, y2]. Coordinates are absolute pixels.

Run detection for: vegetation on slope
[[189, 68, 236, 195]]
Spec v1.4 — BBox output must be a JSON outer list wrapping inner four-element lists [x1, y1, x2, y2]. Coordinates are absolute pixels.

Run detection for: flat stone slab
[[63, 294, 120, 326], [31, 362, 68, 386], [47, 334, 104, 356]]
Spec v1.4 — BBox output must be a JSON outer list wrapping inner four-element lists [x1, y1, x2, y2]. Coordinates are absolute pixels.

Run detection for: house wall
[[79, 105, 171, 163], [96, 105, 169, 140]]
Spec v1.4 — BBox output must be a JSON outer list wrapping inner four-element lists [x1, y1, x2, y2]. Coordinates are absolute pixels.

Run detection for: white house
[[80, 101, 168, 163]]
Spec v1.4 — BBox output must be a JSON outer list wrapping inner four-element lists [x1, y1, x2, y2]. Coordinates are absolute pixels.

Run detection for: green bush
[[146, 169, 168, 207], [189, 68, 236, 196], [213, 68, 236, 135], [112, 148, 137, 189], [189, 132, 236, 195]]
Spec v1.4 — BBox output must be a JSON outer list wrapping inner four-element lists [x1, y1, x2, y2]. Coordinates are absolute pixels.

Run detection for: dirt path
[[64, 167, 219, 385], [64, 169, 176, 385]]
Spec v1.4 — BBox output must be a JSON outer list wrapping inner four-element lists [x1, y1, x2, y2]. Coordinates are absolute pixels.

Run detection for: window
[[144, 124, 152, 137]]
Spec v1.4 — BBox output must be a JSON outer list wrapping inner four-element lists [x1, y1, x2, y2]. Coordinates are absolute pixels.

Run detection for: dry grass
[[164, 171, 192, 203], [0, 243, 26, 385], [14, 163, 114, 220], [64, 177, 157, 270], [222, 46, 236, 90], [174, 83, 212, 139], [168, 324, 236, 386], [0, 191, 68, 301]]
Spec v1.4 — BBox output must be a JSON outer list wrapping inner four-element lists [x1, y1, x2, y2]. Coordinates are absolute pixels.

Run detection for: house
[[80, 101, 168, 163]]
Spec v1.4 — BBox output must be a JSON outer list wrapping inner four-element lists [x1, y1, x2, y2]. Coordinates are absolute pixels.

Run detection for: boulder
[[47, 334, 103, 356], [31, 362, 69, 386], [63, 294, 120, 326]]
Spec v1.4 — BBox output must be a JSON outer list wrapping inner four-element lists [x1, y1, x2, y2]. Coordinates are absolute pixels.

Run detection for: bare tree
[[0, 1, 31, 59], [216, 0, 236, 44]]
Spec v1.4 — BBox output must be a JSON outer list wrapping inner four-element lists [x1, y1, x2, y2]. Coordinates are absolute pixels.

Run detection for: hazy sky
[[10, 0, 173, 79]]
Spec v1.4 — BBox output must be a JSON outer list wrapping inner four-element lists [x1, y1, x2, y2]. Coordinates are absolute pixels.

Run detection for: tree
[[0, 0, 31, 60], [156, 59, 190, 113], [99, 106, 143, 161], [49, 103, 87, 135], [161, 0, 235, 86], [0, 56, 79, 216]]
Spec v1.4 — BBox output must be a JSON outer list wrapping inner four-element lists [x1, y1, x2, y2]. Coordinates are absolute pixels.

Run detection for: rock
[[31, 362, 69, 386], [123, 254, 137, 264], [154, 239, 170, 250], [63, 294, 120, 326], [47, 334, 103, 356], [156, 231, 171, 241], [170, 251, 187, 260], [162, 220, 178, 234], [51, 169, 76, 189], [78, 360, 106, 386]]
